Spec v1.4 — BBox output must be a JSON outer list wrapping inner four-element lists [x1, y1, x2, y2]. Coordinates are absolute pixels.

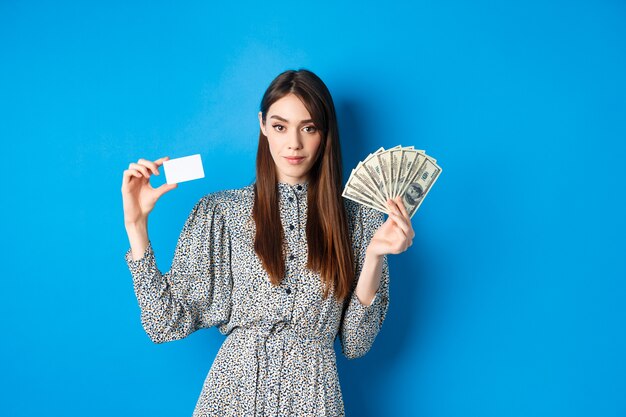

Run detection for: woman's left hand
[[367, 196, 415, 257]]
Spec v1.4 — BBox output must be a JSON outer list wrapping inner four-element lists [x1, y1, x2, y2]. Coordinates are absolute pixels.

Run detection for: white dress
[[124, 180, 390, 416]]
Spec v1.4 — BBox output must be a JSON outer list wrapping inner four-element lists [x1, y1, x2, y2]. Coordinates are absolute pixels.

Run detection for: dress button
[[289, 254, 295, 261], [289, 224, 294, 230], [285, 287, 292, 294]]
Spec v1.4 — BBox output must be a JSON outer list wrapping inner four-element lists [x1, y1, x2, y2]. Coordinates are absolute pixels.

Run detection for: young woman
[[121, 68, 414, 416]]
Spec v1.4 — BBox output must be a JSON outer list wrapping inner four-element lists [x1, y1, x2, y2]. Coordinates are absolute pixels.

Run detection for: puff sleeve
[[124, 194, 233, 344], [339, 204, 390, 359]]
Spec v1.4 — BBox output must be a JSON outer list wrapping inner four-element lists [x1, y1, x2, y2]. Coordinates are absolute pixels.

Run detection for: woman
[[121, 68, 414, 416]]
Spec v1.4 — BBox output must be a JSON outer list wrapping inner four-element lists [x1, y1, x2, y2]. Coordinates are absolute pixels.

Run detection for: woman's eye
[[272, 124, 284, 132], [304, 126, 317, 133]]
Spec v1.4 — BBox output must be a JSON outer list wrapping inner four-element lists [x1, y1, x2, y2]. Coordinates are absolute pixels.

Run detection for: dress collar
[[277, 180, 309, 196]]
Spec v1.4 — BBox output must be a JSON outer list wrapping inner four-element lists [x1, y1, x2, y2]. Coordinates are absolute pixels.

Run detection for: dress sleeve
[[124, 194, 232, 344], [339, 204, 390, 359]]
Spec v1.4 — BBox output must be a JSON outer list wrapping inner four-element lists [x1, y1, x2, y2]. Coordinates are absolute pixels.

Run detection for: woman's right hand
[[121, 156, 178, 225]]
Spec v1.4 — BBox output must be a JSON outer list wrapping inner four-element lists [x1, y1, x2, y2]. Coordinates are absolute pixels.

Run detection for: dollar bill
[[376, 151, 392, 201], [342, 182, 388, 213], [395, 149, 426, 198], [343, 145, 442, 218], [352, 164, 388, 208], [343, 168, 387, 211], [389, 146, 402, 198], [400, 156, 442, 218], [360, 148, 388, 203]]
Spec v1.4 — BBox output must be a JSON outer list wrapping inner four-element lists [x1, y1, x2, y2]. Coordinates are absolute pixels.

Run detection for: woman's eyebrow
[[269, 115, 314, 124]]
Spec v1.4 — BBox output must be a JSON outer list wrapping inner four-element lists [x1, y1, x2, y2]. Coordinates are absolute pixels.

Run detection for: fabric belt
[[229, 322, 334, 417]]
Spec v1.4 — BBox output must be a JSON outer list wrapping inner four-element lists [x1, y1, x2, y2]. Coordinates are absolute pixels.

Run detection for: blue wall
[[2, 1, 625, 416]]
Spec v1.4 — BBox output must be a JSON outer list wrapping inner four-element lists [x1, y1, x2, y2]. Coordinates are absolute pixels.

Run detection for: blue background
[[2, 1, 625, 416]]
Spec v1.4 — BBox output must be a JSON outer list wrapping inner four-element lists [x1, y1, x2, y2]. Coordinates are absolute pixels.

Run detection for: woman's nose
[[287, 132, 303, 149]]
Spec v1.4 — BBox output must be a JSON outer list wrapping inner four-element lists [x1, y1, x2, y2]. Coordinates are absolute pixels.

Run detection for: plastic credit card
[[162, 154, 205, 184]]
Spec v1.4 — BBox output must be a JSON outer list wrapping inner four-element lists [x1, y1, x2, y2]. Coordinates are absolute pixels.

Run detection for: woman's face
[[258, 93, 322, 185]]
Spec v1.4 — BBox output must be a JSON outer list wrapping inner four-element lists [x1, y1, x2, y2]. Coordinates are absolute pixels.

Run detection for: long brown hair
[[252, 69, 355, 301]]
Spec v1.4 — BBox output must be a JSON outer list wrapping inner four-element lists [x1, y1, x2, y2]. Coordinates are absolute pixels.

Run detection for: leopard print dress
[[124, 180, 390, 416]]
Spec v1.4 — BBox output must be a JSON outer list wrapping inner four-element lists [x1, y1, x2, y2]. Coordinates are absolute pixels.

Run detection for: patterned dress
[[124, 180, 390, 416]]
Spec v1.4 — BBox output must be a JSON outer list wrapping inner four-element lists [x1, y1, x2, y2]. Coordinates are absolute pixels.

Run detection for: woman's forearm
[[125, 219, 150, 261], [354, 246, 384, 306]]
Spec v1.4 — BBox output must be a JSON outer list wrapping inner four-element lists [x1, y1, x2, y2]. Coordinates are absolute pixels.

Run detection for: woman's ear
[[258, 111, 267, 137]]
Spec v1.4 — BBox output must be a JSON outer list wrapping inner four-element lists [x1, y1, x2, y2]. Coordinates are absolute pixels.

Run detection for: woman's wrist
[[125, 218, 148, 242], [125, 218, 148, 231], [125, 220, 150, 261], [365, 243, 385, 260]]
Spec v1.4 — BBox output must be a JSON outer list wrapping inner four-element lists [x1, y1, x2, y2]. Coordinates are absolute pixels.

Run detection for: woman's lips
[[284, 156, 305, 165]]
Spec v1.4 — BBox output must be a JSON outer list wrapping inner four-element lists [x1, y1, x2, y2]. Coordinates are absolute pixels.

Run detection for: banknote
[[342, 186, 388, 213], [395, 146, 423, 197], [343, 168, 387, 211], [343, 145, 442, 218], [389, 146, 402, 198], [399, 157, 442, 218], [360, 148, 388, 203], [351, 164, 388, 208], [395, 149, 426, 199]]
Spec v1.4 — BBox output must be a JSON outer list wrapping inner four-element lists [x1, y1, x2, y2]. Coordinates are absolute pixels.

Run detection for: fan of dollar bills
[[342, 145, 442, 218]]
